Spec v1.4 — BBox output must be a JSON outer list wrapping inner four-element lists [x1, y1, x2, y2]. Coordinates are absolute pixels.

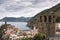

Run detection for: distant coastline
[[0, 17, 31, 22]]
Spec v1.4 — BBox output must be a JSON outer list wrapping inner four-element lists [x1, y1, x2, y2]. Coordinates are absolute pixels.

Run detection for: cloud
[[0, 0, 7, 4], [5, 5, 25, 12], [0, 0, 60, 19]]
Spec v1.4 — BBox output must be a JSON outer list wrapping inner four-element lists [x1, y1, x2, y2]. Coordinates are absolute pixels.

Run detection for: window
[[36, 27, 38, 29], [48, 16, 51, 22], [40, 16, 42, 22], [53, 16, 55, 23], [44, 16, 47, 22], [53, 16, 55, 18]]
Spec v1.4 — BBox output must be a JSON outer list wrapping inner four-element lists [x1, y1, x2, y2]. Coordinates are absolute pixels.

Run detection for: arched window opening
[[44, 16, 47, 22], [40, 16, 42, 22], [48, 16, 51, 22]]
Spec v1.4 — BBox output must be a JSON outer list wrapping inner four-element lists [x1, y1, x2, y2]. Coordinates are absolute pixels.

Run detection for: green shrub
[[33, 33, 46, 40], [21, 33, 48, 40]]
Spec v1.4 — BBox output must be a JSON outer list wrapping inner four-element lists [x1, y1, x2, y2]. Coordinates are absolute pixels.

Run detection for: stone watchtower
[[38, 12, 56, 37], [27, 3, 60, 37]]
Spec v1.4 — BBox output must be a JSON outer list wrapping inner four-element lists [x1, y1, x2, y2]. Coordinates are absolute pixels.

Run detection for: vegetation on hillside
[[0, 24, 11, 40], [27, 3, 60, 27], [21, 33, 48, 40], [56, 17, 60, 23]]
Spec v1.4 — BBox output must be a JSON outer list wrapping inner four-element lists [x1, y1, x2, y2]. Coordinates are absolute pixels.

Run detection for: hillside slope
[[27, 3, 60, 27]]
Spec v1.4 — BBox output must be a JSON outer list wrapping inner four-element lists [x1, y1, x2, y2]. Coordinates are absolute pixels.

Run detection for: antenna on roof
[[5, 21, 7, 25], [5, 21, 7, 27]]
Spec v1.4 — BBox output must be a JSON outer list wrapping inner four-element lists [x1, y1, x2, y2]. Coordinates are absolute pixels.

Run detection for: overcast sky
[[0, 0, 60, 19]]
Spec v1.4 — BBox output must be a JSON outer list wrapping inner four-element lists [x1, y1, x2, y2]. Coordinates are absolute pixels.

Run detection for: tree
[[0, 24, 11, 39], [33, 33, 46, 40], [56, 17, 60, 23], [21, 33, 47, 40], [21, 37, 33, 40], [21, 37, 29, 40]]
